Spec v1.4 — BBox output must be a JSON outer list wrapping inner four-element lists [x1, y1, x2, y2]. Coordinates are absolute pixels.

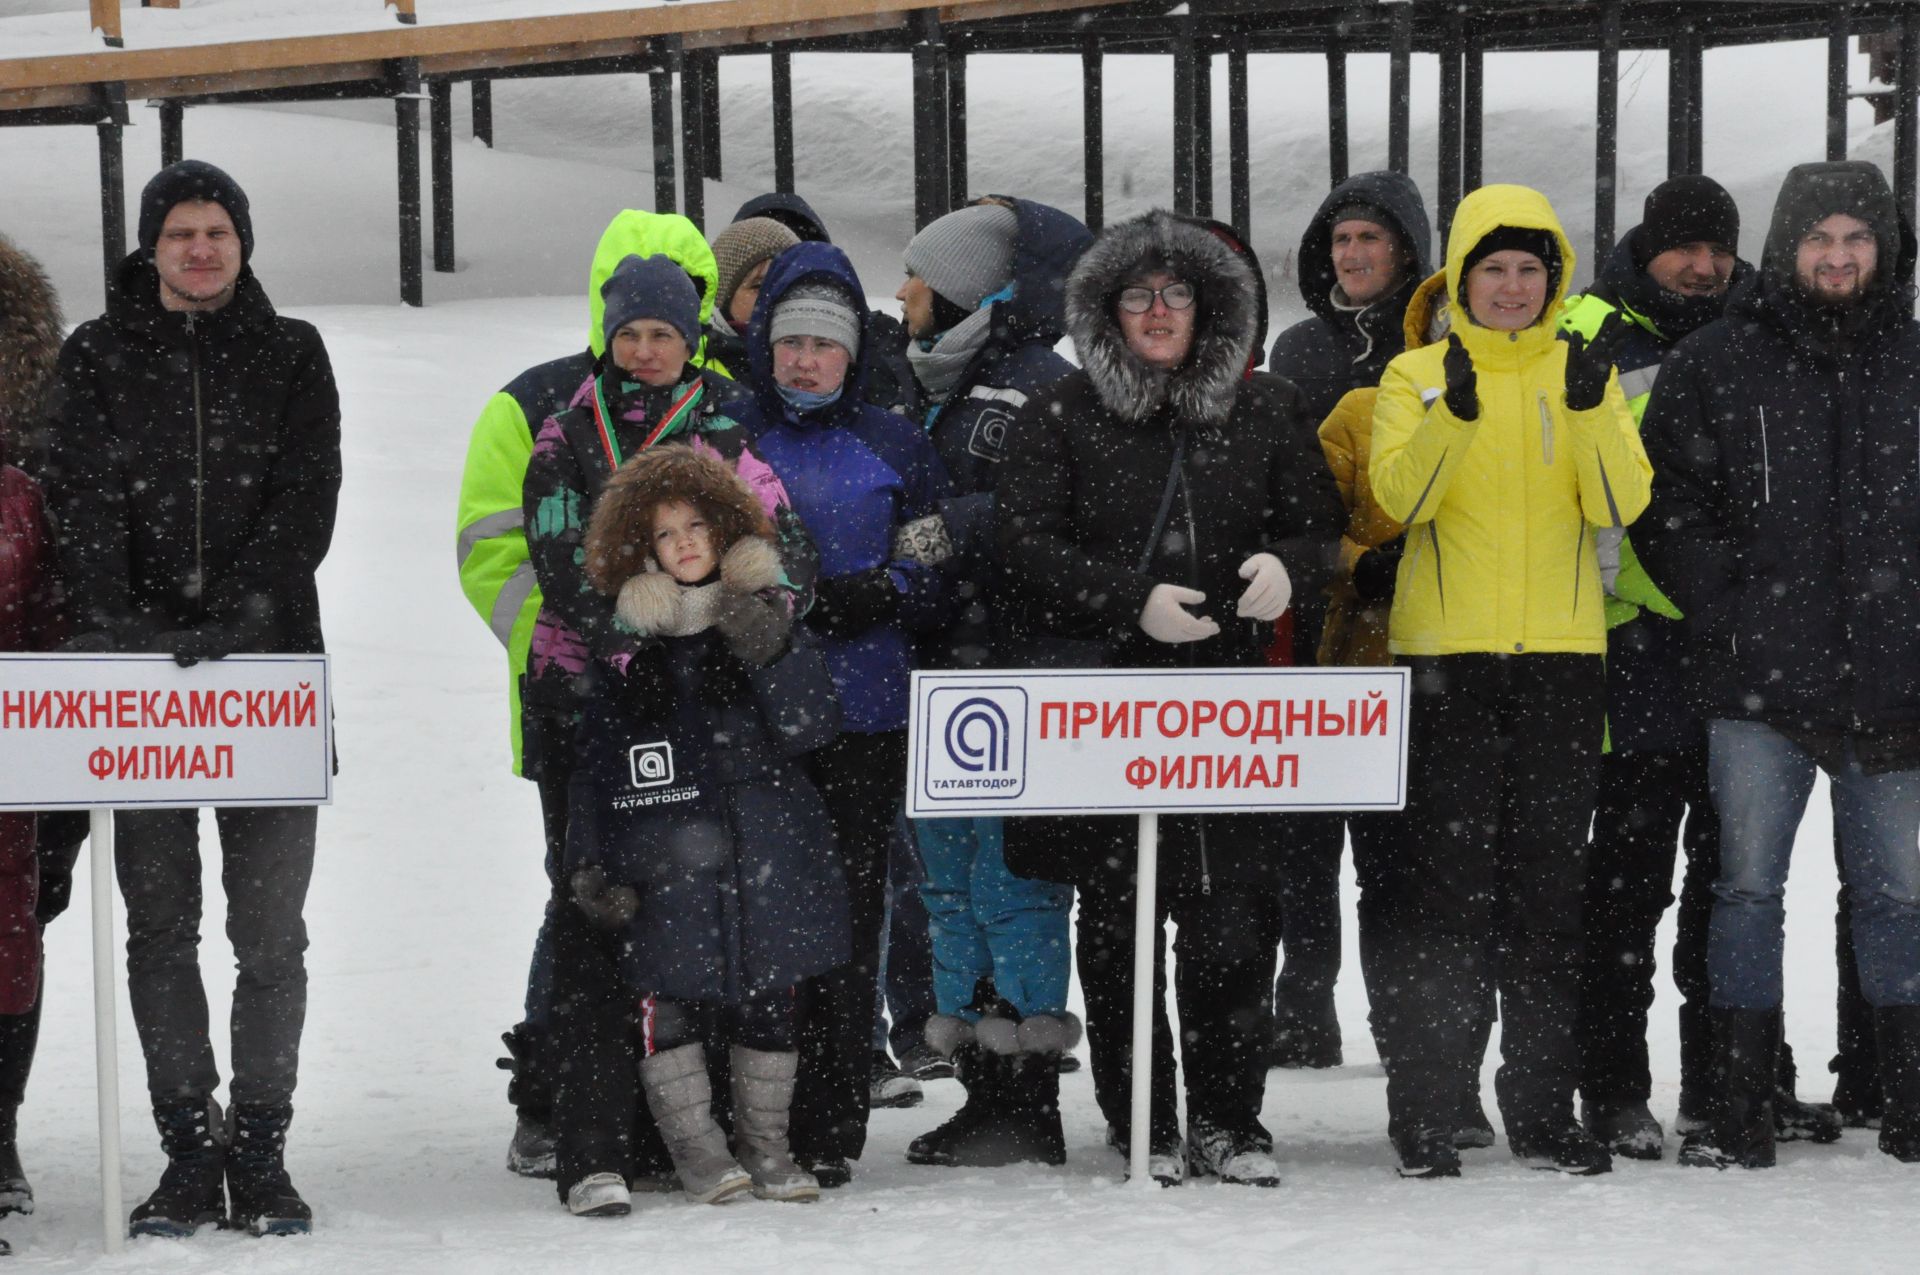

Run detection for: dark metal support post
[[1686, 35, 1704, 175], [680, 55, 707, 230], [1899, 10, 1920, 224], [910, 12, 951, 230], [1327, 41, 1349, 187], [949, 51, 969, 207], [1388, 3, 1412, 175], [1828, 6, 1851, 161], [1438, 16, 1463, 241], [1194, 43, 1214, 218], [472, 78, 493, 147], [699, 52, 721, 181], [158, 99, 183, 166], [429, 79, 455, 273], [1463, 37, 1484, 193], [97, 120, 126, 291], [772, 51, 795, 194], [1228, 37, 1251, 237], [1595, 1, 1622, 266], [1083, 38, 1104, 233], [394, 63, 423, 308], [1667, 34, 1692, 178], [649, 67, 677, 215], [1172, 22, 1197, 214]]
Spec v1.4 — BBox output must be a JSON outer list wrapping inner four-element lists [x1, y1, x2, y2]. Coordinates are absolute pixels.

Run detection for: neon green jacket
[[454, 211, 727, 774]]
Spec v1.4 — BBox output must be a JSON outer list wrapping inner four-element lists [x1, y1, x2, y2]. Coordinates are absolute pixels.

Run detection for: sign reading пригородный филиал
[[905, 667, 1409, 817], [0, 654, 333, 811]]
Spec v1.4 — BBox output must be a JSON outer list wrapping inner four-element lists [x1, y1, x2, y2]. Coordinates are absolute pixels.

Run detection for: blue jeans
[[1706, 719, 1920, 1010], [912, 816, 1072, 1018]]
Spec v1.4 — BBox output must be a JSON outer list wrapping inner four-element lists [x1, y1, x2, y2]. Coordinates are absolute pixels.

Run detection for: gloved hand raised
[[1442, 333, 1479, 421], [570, 866, 638, 930], [1563, 311, 1631, 412], [1138, 584, 1219, 645], [1234, 553, 1292, 621], [154, 624, 239, 668]]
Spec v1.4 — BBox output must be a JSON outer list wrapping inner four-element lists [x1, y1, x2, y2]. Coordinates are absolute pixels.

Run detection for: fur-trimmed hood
[[1064, 209, 1257, 429], [0, 233, 65, 452], [582, 440, 775, 594]]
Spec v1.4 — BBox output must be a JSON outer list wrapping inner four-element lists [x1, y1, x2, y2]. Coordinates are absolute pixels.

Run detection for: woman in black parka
[[996, 209, 1342, 1185]]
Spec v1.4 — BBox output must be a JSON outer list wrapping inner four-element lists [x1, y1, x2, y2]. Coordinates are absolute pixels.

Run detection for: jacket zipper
[[1174, 434, 1212, 897], [1757, 405, 1772, 504], [1537, 392, 1555, 466], [186, 312, 205, 616]]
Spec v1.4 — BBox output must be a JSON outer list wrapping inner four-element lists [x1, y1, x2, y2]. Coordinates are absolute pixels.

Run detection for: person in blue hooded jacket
[[734, 242, 954, 1186]]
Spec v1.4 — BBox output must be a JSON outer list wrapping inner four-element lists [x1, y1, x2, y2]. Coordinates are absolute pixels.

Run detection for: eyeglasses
[[1117, 282, 1196, 314]]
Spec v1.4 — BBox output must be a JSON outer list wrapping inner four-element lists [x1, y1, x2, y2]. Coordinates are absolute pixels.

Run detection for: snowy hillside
[[1, 20, 1915, 1274]]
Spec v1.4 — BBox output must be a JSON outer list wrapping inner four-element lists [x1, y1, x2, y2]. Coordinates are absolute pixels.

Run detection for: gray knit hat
[[769, 280, 862, 358], [904, 203, 1018, 310], [712, 217, 800, 318]]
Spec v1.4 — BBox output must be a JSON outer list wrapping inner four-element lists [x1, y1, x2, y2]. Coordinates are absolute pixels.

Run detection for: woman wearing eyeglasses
[[996, 210, 1342, 1185]]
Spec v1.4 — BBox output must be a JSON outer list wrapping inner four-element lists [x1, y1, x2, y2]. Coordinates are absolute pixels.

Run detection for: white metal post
[[1128, 811, 1158, 1187], [89, 808, 123, 1253]]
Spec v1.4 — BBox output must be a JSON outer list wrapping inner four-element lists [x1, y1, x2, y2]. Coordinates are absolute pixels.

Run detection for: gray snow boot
[[638, 1043, 751, 1205], [731, 1048, 819, 1202]]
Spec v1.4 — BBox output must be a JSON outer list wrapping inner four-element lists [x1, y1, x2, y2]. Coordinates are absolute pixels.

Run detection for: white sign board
[[906, 667, 1409, 817], [0, 654, 333, 811]]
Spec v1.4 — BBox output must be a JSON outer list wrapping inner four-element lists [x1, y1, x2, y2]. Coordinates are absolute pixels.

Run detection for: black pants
[[1270, 814, 1345, 1020], [1078, 858, 1277, 1149], [789, 729, 905, 1164], [1371, 654, 1602, 1145]]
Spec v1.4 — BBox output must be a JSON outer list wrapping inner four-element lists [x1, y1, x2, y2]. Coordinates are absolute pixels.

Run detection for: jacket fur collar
[[1065, 210, 1256, 430]]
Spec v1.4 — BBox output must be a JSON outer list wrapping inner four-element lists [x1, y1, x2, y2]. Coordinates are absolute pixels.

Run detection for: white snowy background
[[0, 1, 1914, 1270]]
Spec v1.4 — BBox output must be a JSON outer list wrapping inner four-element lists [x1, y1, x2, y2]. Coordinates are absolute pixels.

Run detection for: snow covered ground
[[1, 21, 1915, 1273]]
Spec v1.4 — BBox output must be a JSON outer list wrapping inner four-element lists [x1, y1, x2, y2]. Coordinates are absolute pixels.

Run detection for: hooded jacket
[[456, 211, 728, 775], [44, 253, 341, 657], [1637, 160, 1920, 747], [734, 243, 953, 734], [1268, 171, 1434, 426], [995, 210, 1342, 890], [1370, 184, 1651, 658]]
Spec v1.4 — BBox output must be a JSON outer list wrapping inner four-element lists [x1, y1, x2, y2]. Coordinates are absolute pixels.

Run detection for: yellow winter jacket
[[1369, 184, 1651, 657]]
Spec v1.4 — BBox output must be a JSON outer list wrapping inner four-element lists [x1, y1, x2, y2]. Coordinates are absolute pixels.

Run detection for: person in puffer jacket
[[558, 443, 848, 1214], [1366, 182, 1650, 1180], [997, 209, 1341, 1187]]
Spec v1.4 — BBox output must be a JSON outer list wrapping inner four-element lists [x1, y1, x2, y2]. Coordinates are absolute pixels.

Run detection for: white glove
[[1139, 584, 1220, 644], [1235, 553, 1292, 621]]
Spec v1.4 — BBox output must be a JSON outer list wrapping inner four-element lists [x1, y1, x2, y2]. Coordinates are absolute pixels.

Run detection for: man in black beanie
[[43, 159, 339, 1238]]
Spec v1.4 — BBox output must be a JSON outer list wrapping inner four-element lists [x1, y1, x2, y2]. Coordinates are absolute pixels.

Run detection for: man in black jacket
[[1638, 159, 1920, 1170], [44, 161, 341, 1237]]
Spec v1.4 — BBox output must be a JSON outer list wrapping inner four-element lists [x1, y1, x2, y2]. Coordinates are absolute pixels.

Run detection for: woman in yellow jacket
[[1365, 184, 1650, 1179]]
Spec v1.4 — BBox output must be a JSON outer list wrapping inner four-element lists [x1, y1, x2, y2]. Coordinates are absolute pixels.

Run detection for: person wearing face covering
[[1366, 183, 1650, 1180]]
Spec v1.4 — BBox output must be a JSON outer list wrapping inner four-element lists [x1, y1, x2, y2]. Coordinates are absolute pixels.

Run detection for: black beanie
[[137, 160, 254, 264], [1462, 226, 1559, 279], [1633, 175, 1739, 268]]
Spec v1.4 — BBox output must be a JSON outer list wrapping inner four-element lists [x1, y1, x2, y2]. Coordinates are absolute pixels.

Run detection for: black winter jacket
[[1637, 161, 1920, 746], [45, 256, 341, 653], [996, 211, 1343, 890], [1267, 171, 1434, 427]]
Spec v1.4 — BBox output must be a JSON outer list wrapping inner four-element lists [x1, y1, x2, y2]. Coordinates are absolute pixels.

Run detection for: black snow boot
[[907, 1042, 1004, 1166], [129, 1097, 227, 1238], [0, 1106, 30, 1217], [497, 1024, 557, 1178], [1393, 1126, 1461, 1180], [225, 1103, 312, 1236], [1269, 996, 1343, 1070], [1874, 1005, 1920, 1163], [1509, 1124, 1613, 1175], [1680, 1008, 1778, 1170]]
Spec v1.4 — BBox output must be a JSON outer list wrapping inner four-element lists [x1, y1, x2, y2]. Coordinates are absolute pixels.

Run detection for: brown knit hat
[[711, 217, 800, 319]]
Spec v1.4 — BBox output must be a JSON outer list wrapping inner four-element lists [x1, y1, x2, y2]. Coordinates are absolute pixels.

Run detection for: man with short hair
[[45, 160, 341, 1236], [1638, 160, 1920, 1170]]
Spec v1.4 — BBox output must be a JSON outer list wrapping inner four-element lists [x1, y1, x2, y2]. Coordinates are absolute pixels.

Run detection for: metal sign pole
[[89, 807, 124, 1253], [1127, 811, 1158, 1188]]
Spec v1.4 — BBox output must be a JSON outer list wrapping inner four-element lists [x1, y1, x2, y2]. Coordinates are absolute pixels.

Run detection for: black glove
[[712, 592, 791, 667], [61, 631, 115, 654], [1442, 333, 1478, 421], [569, 866, 638, 930], [154, 624, 240, 668], [809, 566, 900, 638], [1563, 312, 1631, 412], [1351, 535, 1405, 604]]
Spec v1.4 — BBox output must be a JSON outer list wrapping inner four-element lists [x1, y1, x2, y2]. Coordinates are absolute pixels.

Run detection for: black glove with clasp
[[1442, 333, 1479, 421], [570, 866, 639, 930], [1563, 311, 1633, 412]]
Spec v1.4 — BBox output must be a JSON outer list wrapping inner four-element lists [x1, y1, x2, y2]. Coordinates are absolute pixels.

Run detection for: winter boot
[[497, 1025, 557, 1178], [1580, 1097, 1664, 1161], [1454, 1092, 1497, 1150], [1269, 997, 1343, 1069], [1186, 1117, 1281, 1187], [1772, 1088, 1843, 1144], [128, 1097, 227, 1238], [0, 1107, 31, 1217], [1394, 1127, 1462, 1180], [1831, 1063, 1885, 1129], [1106, 1124, 1185, 1186], [566, 1172, 631, 1217], [225, 1103, 311, 1236], [1874, 1005, 1920, 1163], [731, 1048, 819, 1202], [638, 1043, 751, 1204], [1509, 1123, 1613, 1175], [1680, 1008, 1778, 1170], [869, 1050, 924, 1109]]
